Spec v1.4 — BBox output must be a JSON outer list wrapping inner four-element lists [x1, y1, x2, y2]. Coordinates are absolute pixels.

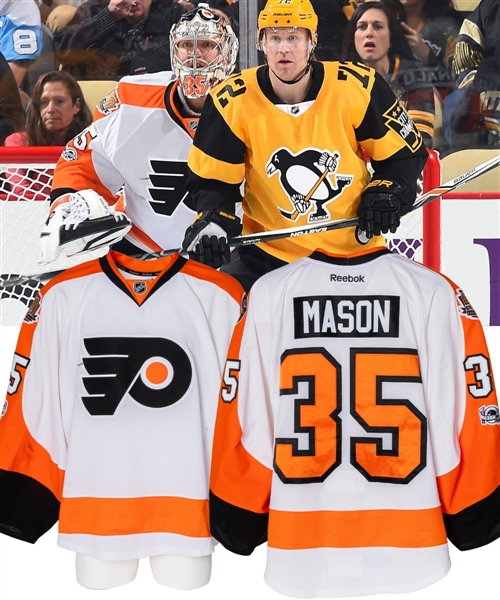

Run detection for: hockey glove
[[357, 178, 407, 239], [40, 189, 131, 264], [182, 209, 242, 269]]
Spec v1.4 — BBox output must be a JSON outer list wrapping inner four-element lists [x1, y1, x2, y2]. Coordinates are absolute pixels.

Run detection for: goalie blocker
[[40, 189, 132, 264]]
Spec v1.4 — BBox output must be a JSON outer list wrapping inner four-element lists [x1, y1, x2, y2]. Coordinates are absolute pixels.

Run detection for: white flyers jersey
[[51, 72, 199, 253], [210, 248, 500, 598], [0, 252, 244, 560]]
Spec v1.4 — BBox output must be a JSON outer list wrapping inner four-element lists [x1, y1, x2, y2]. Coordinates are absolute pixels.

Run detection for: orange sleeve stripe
[[52, 143, 117, 204], [116, 81, 167, 110], [435, 277, 500, 513], [42, 259, 103, 295], [268, 507, 447, 549], [210, 310, 273, 513], [59, 496, 210, 537], [180, 259, 245, 304], [0, 322, 65, 501]]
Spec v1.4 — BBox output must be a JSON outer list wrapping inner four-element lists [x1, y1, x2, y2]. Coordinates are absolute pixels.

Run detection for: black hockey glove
[[182, 209, 242, 269], [357, 178, 407, 239]]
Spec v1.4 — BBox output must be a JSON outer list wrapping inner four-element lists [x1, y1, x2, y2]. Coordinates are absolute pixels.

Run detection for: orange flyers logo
[[81, 337, 192, 415], [96, 89, 120, 116]]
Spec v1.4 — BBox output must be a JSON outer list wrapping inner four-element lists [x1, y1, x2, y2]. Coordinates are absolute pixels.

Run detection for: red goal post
[[0, 147, 442, 325]]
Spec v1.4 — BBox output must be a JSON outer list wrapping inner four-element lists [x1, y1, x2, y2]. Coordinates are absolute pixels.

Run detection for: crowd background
[[0, 0, 498, 153]]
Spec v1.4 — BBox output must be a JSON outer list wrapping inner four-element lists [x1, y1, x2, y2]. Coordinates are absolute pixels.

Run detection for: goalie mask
[[170, 3, 239, 99]]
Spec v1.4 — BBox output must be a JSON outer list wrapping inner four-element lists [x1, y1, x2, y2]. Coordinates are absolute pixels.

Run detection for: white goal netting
[[0, 148, 441, 326], [0, 149, 107, 326]]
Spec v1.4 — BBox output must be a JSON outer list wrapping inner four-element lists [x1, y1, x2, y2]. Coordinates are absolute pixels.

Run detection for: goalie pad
[[39, 189, 132, 265]]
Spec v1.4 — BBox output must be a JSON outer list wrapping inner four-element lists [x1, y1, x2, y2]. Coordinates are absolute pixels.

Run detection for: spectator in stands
[[0, 0, 43, 87], [399, 0, 463, 100], [0, 52, 25, 145], [450, 0, 500, 146], [342, 1, 435, 146], [53, 0, 186, 80], [4, 71, 92, 147]]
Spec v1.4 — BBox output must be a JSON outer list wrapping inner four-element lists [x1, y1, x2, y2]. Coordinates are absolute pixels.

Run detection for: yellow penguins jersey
[[51, 72, 200, 253], [210, 248, 500, 597], [0, 252, 244, 560], [188, 62, 428, 262]]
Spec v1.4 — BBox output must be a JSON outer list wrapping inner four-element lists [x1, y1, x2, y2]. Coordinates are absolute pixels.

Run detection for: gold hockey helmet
[[257, 0, 318, 49]]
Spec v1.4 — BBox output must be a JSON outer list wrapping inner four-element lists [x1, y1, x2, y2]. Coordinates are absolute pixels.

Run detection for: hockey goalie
[[39, 189, 131, 264]]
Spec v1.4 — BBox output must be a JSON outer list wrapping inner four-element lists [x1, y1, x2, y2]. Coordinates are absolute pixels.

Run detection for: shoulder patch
[[383, 100, 423, 152], [456, 288, 479, 320], [96, 88, 120, 116], [24, 292, 42, 324], [479, 405, 500, 425], [61, 147, 77, 162]]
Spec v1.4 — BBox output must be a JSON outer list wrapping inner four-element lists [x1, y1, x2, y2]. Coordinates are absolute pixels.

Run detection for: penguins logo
[[266, 148, 353, 222]]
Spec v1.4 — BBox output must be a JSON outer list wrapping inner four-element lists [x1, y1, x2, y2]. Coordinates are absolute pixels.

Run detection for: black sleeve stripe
[[209, 490, 268, 556], [193, 95, 246, 165], [49, 188, 76, 204], [186, 167, 242, 214], [0, 470, 60, 544], [444, 484, 500, 551], [355, 73, 400, 142]]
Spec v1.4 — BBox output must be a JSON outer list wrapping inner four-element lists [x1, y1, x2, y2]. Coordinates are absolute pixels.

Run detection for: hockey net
[[0, 147, 442, 326]]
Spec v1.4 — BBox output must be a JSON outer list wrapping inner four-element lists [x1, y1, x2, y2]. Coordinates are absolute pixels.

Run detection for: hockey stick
[[229, 152, 500, 248], [1, 153, 499, 291]]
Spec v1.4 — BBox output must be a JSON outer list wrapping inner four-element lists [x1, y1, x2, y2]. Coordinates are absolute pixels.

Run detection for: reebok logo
[[330, 274, 365, 283]]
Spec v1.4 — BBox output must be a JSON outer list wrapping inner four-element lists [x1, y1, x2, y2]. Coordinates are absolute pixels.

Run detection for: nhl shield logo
[[266, 148, 353, 223], [133, 281, 147, 294]]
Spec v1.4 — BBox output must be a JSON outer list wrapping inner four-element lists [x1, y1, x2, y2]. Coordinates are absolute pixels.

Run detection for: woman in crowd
[[3, 71, 92, 199], [4, 70, 92, 147], [342, 1, 435, 147]]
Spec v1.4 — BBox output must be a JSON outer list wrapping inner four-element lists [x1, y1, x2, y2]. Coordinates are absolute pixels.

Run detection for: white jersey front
[[52, 72, 199, 253], [0, 252, 244, 560], [210, 248, 500, 597]]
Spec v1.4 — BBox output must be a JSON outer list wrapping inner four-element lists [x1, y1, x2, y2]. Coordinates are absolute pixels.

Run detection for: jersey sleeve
[[0, 291, 66, 543], [356, 70, 428, 206], [209, 292, 274, 555], [187, 87, 247, 214], [425, 279, 500, 550], [50, 121, 125, 204]]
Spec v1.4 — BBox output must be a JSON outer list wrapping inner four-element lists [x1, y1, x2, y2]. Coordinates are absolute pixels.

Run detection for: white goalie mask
[[170, 3, 239, 99]]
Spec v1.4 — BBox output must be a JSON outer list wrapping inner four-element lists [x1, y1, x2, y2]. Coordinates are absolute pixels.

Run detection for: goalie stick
[[1, 153, 499, 291]]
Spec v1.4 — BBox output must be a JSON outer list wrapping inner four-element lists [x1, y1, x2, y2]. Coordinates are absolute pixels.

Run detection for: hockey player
[[209, 247, 500, 597], [182, 0, 429, 290], [43, 3, 238, 264]]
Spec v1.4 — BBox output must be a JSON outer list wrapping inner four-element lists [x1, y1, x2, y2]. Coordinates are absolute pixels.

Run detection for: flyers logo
[[81, 337, 192, 415], [147, 160, 196, 216]]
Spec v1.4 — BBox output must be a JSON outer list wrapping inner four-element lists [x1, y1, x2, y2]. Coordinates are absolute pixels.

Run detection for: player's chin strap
[[269, 61, 312, 85]]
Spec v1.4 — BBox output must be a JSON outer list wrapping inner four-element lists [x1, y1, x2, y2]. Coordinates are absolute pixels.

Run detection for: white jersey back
[[210, 248, 500, 597]]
